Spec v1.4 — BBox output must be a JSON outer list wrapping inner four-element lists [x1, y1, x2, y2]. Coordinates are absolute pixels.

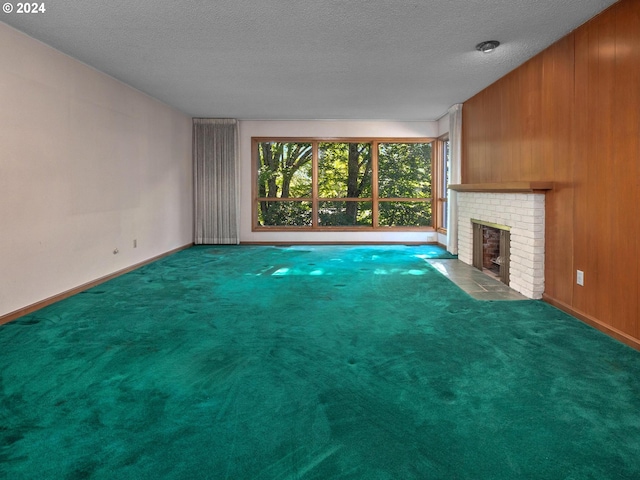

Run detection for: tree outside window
[[254, 138, 434, 230]]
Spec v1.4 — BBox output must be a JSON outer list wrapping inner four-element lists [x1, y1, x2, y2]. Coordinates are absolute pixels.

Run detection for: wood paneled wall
[[461, 0, 640, 347]]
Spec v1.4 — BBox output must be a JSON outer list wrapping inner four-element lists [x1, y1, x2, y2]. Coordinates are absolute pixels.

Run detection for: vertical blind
[[193, 119, 239, 244]]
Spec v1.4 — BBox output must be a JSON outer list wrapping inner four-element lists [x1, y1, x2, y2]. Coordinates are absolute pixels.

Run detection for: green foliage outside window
[[378, 202, 432, 227], [256, 140, 432, 228], [318, 201, 373, 226], [318, 143, 372, 198], [257, 142, 312, 199], [260, 201, 312, 227], [378, 142, 432, 198]]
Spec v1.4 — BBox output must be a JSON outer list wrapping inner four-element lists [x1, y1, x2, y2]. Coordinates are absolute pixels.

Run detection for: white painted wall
[[437, 113, 450, 138], [0, 24, 193, 317], [238, 120, 440, 243]]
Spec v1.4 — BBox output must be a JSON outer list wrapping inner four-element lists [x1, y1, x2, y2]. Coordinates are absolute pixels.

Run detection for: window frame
[[252, 137, 437, 232], [434, 134, 450, 234]]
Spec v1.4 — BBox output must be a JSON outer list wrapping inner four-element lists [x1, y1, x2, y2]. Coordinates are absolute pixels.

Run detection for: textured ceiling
[[2, 0, 618, 120]]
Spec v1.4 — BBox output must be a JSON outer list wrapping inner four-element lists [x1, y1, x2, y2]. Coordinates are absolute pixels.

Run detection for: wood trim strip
[[241, 241, 443, 246], [433, 136, 445, 231], [255, 197, 433, 203], [372, 141, 380, 227], [252, 137, 437, 143], [252, 226, 436, 232], [543, 294, 640, 351], [377, 198, 433, 203], [251, 140, 259, 227], [0, 243, 193, 327], [312, 141, 319, 227]]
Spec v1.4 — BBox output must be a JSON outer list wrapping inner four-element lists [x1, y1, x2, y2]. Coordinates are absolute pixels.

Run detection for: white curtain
[[446, 104, 463, 255], [193, 119, 239, 244]]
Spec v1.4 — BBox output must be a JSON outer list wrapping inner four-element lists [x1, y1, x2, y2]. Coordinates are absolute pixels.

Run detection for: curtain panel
[[193, 119, 239, 244], [446, 104, 462, 255]]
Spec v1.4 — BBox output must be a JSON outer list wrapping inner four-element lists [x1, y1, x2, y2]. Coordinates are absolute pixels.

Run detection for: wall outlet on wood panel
[[576, 270, 584, 286]]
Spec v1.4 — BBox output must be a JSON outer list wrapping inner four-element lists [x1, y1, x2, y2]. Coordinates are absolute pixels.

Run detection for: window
[[377, 142, 432, 227], [435, 136, 450, 233], [253, 138, 435, 230], [256, 142, 313, 226], [318, 142, 372, 226]]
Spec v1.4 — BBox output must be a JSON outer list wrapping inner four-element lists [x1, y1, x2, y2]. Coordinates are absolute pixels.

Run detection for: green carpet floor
[[1, 245, 639, 479]]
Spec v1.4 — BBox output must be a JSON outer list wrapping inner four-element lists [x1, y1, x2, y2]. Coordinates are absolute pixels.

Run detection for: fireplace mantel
[[449, 182, 553, 193]]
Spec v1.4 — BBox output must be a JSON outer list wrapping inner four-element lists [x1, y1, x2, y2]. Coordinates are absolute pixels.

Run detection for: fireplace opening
[[472, 220, 510, 285], [483, 226, 501, 277]]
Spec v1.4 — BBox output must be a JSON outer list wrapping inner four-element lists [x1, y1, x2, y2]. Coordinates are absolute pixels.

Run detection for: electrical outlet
[[133, 239, 137, 248], [576, 270, 584, 286]]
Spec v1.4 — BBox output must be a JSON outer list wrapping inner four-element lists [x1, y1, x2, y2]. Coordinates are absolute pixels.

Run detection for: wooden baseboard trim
[[542, 294, 640, 351], [0, 243, 193, 327], [239, 241, 440, 246]]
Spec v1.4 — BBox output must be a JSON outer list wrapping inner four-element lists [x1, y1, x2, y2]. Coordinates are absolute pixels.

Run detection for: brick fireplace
[[455, 190, 546, 299]]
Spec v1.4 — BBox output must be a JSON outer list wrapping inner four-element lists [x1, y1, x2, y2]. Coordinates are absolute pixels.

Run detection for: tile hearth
[[428, 259, 527, 301]]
